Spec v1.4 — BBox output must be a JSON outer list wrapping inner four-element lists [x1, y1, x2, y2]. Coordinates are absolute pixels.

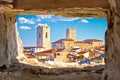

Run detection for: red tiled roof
[[64, 39, 74, 41], [74, 41, 85, 44], [34, 53, 52, 57], [37, 49, 56, 53], [94, 50, 101, 53], [24, 46, 44, 49], [34, 49, 58, 56], [34, 48, 64, 57], [34, 48, 63, 54], [95, 45, 105, 50], [78, 51, 87, 54], [99, 45, 105, 48], [52, 39, 74, 44], [56, 48, 64, 52], [25, 54, 35, 58], [83, 39, 102, 42]]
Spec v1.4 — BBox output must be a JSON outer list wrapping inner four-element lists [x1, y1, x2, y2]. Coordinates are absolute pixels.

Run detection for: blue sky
[[16, 14, 107, 46]]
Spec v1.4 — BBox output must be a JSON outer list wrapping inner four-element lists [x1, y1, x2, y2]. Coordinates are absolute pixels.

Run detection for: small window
[[99, 43, 101, 45], [54, 53, 57, 58], [39, 33, 41, 38], [57, 53, 60, 56], [46, 32, 48, 39]]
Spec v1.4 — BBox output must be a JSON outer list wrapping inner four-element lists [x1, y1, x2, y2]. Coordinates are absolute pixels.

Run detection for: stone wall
[[0, 0, 120, 80], [102, 0, 120, 80], [0, 13, 8, 67], [0, 0, 25, 66], [14, 0, 109, 9], [0, 11, 25, 67]]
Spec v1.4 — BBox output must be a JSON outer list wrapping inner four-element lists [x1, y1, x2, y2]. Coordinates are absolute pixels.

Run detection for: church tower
[[37, 25, 50, 50], [66, 28, 76, 41]]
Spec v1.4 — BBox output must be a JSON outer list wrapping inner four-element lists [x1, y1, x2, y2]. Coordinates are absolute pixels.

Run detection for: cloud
[[20, 26, 31, 30], [36, 15, 79, 22], [36, 18, 41, 22], [19, 17, 27, 23], [35, 15, 52, 22], [57, 17, 79, 22], [19, 17, 35, 24], [36, 15, 52, 19], [80, 19, 89, 23], [38, 23, 48, 26]]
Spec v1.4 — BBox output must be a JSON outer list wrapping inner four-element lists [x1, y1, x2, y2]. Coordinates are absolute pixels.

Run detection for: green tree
[[77, 55, 84, 59]]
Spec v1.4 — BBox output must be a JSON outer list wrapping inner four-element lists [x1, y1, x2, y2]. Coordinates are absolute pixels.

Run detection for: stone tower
[[37, 25, 50, 50], [66, 28, 76, 41]]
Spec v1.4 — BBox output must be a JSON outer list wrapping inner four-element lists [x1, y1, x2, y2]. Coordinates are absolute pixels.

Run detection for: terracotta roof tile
[[34, 53, 52, 57], [25, 54, 35, 58], [83, 39, 102, 42], [78, 51, 87, 54], [52, 39, 74, 43], [34, 48, 64, 54], [24, 46, 44, 49], [36, 49, 56, 53]]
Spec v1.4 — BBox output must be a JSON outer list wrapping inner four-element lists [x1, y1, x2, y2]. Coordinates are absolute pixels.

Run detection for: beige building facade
[[52, 28, 103, 50], [54, 51, 69, 62], [52, 39, 75, 49], [52, 39, 103, 50], [66, 28, 76, 41]]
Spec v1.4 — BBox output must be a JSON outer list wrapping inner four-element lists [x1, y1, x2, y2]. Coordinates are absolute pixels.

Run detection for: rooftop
[[83, 39, 103, 42], [52, 39, 74, 44], [34, 48, 63, 54], [34, 53, 52, 57], [74, 41, 86, 44], [78, 51, 87, 54], [25, 54, 35, 58], [24, 46, 44, 49]]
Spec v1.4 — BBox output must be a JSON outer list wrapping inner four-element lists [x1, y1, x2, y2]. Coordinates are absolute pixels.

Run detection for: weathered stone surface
[[14, 0, 109, 9], [0, 0, 13, 3], [102, 0, 120, 80], [0, 13, 8, 67], [0, 3, 13, 12], [0, 0, 120, 80], [6, 13, 26, 64], [13, 8, 107, 18], [0, 11, 25, 67], [102, 17, 120, 80], [0, 64, 103, 80], [15, 22, 26, 60]]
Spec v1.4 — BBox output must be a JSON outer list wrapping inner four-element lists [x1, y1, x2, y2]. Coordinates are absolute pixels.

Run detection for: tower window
[[46, 32, 48, 39], [39, 33, 41, 38]]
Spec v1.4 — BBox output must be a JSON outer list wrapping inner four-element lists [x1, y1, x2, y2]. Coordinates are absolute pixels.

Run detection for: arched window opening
[[39, 33, 41, 38], [46, 32, 48, 39]]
